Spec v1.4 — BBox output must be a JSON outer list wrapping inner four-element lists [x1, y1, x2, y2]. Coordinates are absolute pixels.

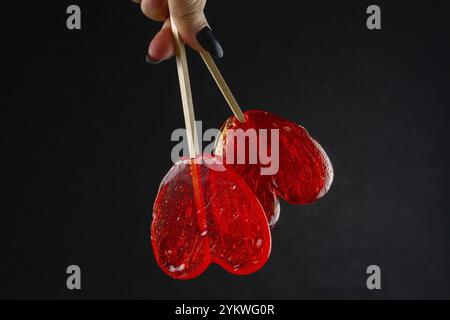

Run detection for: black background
[[1, 0, 450, 299]]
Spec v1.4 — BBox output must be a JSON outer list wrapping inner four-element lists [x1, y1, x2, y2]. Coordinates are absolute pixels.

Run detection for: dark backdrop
[[1, 0, 449, 299]]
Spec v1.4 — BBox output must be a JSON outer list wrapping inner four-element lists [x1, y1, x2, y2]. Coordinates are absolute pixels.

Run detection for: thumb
[[168, 0, 223, 58]]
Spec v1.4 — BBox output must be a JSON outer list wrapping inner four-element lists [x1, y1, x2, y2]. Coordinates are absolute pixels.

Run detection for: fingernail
[[145, 54, 162, 64], [196, 27, 223, 58]]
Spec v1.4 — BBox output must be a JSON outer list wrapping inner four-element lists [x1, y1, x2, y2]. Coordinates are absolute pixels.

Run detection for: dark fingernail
[[196, 27, 223, 58], [145, 54, 162, 64]]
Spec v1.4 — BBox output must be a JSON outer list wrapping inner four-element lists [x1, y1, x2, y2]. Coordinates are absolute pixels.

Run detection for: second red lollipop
[[215, 110, 333, 226]]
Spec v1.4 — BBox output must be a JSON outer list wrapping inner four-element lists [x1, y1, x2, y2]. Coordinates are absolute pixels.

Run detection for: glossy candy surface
[[215, 110, 333, 226], [151, 155, 271, 279]]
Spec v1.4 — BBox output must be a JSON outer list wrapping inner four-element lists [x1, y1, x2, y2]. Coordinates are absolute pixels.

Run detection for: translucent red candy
[[215, 110, 333, 226], [151, 155, 271, 279]]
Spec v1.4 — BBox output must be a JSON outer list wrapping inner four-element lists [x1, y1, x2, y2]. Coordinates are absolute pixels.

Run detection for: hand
[[132, 0, 223, 64]]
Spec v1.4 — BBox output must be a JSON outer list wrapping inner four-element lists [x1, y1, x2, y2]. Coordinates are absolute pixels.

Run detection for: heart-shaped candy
[[151, 155, 271, 279], [215, 110, 333, 226]]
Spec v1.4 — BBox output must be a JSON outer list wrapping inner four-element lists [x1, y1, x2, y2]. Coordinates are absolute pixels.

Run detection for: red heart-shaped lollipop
[[151, 155, 271, 279], [215, 110, 333, 226]]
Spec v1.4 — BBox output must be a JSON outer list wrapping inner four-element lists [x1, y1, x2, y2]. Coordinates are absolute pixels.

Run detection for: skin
[[132, 0, 209, 62]]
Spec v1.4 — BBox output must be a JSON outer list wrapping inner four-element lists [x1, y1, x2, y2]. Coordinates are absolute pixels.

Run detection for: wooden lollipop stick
[[199, 51, 246, 123], [170, 18, 200, 158]]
